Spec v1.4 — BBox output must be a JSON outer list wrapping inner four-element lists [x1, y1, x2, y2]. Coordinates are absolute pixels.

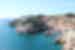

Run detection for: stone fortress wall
[[48, 14, 75, 50]]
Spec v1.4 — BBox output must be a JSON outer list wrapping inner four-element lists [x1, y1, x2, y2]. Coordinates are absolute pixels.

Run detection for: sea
[[0, 18, 63, 50]]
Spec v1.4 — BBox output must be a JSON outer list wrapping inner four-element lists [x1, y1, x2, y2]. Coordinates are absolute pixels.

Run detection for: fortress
[[48, 13, 75, 50], [48, 13, 75, 29]]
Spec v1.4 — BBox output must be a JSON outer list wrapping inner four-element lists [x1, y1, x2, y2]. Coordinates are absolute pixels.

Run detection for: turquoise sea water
[[0, 20, 62, 50]]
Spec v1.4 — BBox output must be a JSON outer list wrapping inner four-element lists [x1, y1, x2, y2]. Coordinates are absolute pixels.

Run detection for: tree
[[65, 13, 75, 18]]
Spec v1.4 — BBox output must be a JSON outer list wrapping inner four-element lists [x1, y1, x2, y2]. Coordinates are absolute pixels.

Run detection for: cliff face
[[48, 15, 75, 50]]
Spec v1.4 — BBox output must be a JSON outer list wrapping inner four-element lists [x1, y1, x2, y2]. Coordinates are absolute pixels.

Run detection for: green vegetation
[[65, 13, 75, 17], [9, 14, 44, 27]]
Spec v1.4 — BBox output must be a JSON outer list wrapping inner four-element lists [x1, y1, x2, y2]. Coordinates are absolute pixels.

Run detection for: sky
[[0, 0, 75, 19]]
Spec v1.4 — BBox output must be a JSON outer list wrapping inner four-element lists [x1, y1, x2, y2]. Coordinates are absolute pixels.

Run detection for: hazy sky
[[0, 0, 74, 18]]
